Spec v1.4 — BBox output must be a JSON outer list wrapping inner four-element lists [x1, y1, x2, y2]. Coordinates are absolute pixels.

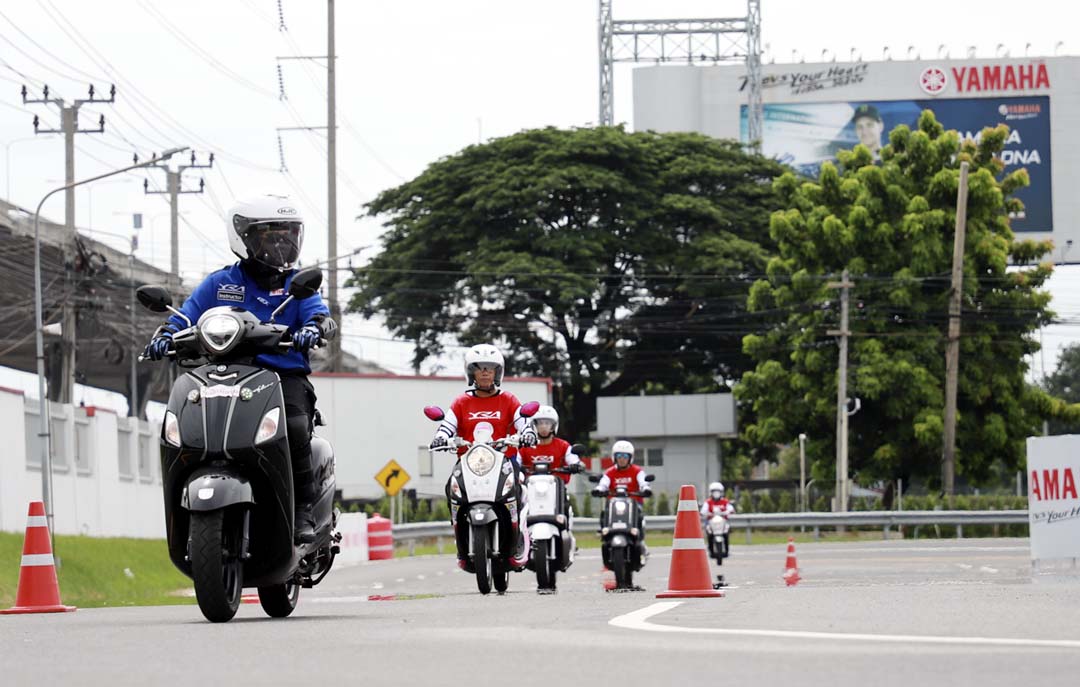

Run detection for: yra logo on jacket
[[217, 283, 245, 303], [468, 410, 501, 420]]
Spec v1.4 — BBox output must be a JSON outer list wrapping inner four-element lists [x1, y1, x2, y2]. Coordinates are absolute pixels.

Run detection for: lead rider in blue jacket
[[143, 194, 337, 543]]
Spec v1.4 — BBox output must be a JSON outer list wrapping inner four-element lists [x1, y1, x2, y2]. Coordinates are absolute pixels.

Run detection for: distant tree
[[1043, 343, 1080, 434], [350, 126, 785, 438], [738, 110, 1077, 491]]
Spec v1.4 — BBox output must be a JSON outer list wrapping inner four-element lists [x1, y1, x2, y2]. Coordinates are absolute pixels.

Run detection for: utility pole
[[942, 161, 970, 499], [23, 84, 115, 404], [276, 0, 342, 371], [144, 151, 213, 290], [827, 269, 854, 512], [327, 0, 342, 372]]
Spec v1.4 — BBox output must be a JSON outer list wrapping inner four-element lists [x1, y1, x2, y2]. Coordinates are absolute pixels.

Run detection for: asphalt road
[[3, 538, 1079, 686]]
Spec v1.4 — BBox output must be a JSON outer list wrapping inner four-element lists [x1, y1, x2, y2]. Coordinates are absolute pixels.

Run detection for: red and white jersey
[[432, 390, 529, 456], [701, 498, 735, 518], [597, 464, 649, 502], [518, 438, 581, 484]]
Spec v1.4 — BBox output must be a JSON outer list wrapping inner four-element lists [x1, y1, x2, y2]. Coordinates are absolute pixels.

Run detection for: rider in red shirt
[[517, 405, 582, 484], [700, 482, 736, 518], [428, 344, 537, 570], [595, 440, 651, 503]]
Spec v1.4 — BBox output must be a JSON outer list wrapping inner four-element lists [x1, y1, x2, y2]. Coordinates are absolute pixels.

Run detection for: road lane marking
[[956, 564, 973, 570], [372, 582, 384, 589], [610, 602, 1080, 649], [417, 574, 426, 580], [980, 566, 999, 574]]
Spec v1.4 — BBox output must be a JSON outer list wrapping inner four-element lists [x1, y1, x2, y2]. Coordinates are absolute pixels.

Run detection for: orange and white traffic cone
[[782, 537, 801, 587], [656, 485, 724, 599], [1, 502, 76, 614]]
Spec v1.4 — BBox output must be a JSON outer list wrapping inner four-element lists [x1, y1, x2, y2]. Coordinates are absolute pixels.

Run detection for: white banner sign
[[1026, 435, 1080, 561], [335, 512, 369, 568]]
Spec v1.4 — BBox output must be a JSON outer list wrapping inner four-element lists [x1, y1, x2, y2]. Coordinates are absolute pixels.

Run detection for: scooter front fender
[[182, 470, 254, 512], [529, 522, 559, 541]]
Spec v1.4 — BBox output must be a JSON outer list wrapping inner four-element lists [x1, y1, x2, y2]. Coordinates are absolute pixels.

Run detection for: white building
[[310, 373, 552, 500], [591, 393, 737, 496]]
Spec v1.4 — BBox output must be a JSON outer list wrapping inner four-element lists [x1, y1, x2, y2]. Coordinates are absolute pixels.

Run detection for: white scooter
[[705, 513, 731, 589], [525, 455, 584, 593], [424, 403, 539, 595]]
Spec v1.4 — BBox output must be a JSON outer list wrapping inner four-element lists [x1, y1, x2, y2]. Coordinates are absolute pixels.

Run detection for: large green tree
[[349, 126, 785, 438], [738, 110, 1071, 491]]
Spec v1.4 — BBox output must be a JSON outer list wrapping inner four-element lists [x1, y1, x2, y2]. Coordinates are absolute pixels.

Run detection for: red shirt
[[703, 498, 734, 516], [447, 390, 523, 456], [600, 464, 647, 503], [519, 438, 574, 484]]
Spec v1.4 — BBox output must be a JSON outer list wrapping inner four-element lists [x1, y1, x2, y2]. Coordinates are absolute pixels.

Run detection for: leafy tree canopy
[[349, 126, 785, 438], [1043, 343, 1080, 435], [737, 110, 1074, 490]]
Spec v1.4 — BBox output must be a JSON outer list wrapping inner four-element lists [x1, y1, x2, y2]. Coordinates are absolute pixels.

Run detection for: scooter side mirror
[[289, 267, 323, 300], [644, 474, 656, 482], [520, 401, 540, 418], [571, 443, 588, 456], [587, 474, 601, 483], [136, 285, 172, 312], [423, 406, 445, 422]]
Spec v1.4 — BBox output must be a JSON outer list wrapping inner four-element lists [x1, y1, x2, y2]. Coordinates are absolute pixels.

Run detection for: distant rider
[[517, 405, 583, 484], [592, 439, 651, 556]]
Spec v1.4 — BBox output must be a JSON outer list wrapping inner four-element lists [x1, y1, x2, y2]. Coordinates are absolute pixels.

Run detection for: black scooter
[[589, 473, 655, 590], [138, 268, 339, 622]]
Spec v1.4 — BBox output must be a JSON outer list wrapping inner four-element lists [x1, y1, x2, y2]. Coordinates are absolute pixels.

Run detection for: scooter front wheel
[[472, 525, 493, 595], [535, 540, 554, 590], [190, 509, 244, 622]]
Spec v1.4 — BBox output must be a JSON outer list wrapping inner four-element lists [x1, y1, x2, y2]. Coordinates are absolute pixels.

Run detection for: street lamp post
[[33, 147, 187, 537], [798, 433, 807, 512]]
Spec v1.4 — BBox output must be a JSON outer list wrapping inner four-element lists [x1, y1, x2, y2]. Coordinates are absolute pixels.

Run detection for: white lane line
[[395, 578, 405, 583], [372, 582, 384, 590], [417, 574, 426, 580], [956, 563, 973, 570], [610, 603, 1080, 649], [980, 566, 999, 574], [436, 571, 445, 577]]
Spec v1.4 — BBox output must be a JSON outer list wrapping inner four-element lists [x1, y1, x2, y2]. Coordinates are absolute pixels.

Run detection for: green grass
[[1, 532, 195, 609]]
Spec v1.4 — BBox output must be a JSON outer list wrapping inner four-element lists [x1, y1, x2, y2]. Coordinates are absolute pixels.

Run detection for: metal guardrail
[[393, 510, 1029, 546]]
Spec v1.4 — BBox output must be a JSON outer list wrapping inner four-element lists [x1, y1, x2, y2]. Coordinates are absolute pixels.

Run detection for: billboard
[[739, 96, 1052, 233]]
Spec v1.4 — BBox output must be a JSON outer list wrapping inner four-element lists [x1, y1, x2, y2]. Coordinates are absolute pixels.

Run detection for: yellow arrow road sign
[[375, 459, 411, 497]]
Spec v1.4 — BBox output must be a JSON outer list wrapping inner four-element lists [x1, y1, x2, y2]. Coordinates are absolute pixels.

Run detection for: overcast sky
[[2, 0, 1078, 407]]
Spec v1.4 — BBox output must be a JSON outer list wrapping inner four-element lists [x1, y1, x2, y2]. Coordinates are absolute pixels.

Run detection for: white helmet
[[226, 194, 304, 270], [709, 481, 725, 499], [531, 405, 559, 435], [464, 343, 504, 388], [612, 439, 635, 464]]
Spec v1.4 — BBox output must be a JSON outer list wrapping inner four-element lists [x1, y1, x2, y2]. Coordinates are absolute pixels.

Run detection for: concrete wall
[[309, 373, 553, 500], [0, 386, 164, 537]]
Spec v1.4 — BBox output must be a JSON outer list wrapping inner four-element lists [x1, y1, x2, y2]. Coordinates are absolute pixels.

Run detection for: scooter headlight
[[465, 445, 497, 476], [254, 407, 281, 445], [163, 410, 181, 447], [198, 312, 242, 353], [614, 501, 628, 515]]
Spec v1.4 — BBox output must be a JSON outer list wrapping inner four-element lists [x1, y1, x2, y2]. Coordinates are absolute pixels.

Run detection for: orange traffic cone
[[782, 537, 801, 587], [656, 485, 724, 599], [1, 502, 76, 614]]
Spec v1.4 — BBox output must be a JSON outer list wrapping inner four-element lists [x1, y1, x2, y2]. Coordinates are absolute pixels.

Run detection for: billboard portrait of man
[[851, 104, 885, 158]]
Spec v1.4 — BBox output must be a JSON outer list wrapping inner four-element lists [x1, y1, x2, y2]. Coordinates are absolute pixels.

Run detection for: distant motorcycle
[[706, 513, 731, 567], [424, 402, 539, 595], [524, 451, 585, 593], [589, 473, 655, 591]]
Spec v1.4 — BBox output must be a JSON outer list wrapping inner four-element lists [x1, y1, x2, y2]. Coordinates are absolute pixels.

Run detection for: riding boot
[[292, 444, 317, 544]]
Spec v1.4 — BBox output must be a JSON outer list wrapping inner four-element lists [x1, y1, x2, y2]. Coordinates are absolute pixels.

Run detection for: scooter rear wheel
[[190, 509, 244, 623], [258, 581, 300, 618]]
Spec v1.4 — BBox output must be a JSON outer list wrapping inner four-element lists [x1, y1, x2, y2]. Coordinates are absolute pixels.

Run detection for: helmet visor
[[234, 216, 303, 269], [613, 452, 633, 462]]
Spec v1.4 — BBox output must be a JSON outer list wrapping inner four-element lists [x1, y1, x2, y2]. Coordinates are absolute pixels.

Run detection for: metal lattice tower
[[597, 0, 763, 146], [598, 0, 614, 126]]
